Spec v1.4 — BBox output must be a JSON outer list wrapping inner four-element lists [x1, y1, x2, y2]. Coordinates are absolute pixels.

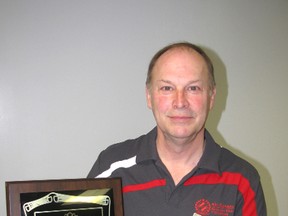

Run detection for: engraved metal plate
[[6, 178, 123, 216]]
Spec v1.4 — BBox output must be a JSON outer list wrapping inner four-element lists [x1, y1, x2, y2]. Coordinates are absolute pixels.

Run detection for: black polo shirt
[[88, 128, 266, 216]]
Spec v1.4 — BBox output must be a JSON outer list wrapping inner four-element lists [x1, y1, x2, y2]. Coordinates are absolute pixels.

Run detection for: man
[[88, 42, 266, 215]]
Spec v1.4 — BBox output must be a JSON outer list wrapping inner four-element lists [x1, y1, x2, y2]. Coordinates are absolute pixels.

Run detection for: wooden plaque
[[6, 178, 123, 216]]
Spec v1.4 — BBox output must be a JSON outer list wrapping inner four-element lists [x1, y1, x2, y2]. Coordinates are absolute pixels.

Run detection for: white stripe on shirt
[[96, 156, 137, 178]]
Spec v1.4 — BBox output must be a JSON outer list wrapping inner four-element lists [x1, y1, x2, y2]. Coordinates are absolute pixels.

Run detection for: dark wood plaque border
[[6, 178, 123, 216]]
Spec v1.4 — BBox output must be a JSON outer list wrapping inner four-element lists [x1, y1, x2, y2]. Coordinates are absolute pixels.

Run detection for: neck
[[156, 128, 205, 155], [156, 129, 206, 185]]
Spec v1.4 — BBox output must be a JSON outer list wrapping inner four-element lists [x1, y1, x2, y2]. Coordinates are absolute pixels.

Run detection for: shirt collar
[[197, 129, 221, 173], [136, 127, 222, 174], [136, 127, 158, 163]]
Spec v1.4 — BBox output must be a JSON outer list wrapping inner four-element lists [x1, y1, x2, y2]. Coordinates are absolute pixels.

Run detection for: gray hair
[[146, 42, 216, 90]]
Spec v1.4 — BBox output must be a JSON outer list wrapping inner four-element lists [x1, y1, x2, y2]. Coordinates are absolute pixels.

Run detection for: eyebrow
[[157, 79, 202, 85], [157, 79, 173, 84]]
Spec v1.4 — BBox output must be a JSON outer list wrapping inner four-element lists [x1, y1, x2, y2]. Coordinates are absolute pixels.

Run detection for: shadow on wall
[[203, 46, 278, 215]]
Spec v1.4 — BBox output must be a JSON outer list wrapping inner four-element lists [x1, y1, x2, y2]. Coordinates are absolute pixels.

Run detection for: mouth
[[168, 115, 194, 122]]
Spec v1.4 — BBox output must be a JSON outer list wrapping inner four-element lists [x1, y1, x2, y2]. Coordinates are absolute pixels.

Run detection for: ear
[[209, 87, 216, 110], [146, 87, 152, 109]]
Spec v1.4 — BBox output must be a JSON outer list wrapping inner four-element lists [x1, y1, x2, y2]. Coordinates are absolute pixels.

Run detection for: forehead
[[152, 48, 208, 79]]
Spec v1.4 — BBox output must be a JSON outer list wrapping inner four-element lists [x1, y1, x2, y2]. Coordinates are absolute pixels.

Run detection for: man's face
[[146, 49, 216, 142]]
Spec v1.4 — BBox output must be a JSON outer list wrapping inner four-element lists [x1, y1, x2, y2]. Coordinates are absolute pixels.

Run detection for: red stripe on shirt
[[184, 172, 257, 216], [122, 179, 166, 193]]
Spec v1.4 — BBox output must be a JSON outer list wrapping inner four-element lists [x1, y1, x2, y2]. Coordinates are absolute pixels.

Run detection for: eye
[[187, 86, 201, 92], [160, 86, 174, 91]]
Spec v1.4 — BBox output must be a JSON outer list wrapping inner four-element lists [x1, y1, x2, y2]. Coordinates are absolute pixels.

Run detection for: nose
[[173, 90, 189, 109]]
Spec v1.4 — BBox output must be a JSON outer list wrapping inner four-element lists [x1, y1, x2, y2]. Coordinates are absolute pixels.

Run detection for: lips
[[170, 116, 193, 119], [168, 115, 195, 123], [167, 111, 196, 119]]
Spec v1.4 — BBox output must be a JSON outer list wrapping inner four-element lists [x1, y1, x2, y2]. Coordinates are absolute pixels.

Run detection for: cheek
[[190, 97, 201, 108], [188, 96, 209, 113], [153, 95, 171, 113]]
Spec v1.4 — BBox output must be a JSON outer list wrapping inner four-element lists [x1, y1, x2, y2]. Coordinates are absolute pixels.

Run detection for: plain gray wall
[[1, 0, 287, 215]]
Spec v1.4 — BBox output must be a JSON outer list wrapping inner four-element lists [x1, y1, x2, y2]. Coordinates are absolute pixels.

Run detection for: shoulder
[[87, 128, 157, 178], [100, 137, 140, 160], [219, 147, 260, 181], [204, 130, 260, 180], [100, 128, 156, 160], [94, 128, 157, 172]]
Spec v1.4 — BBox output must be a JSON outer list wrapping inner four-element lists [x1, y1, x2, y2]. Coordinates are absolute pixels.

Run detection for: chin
[[170, 128, 195, 139], [171, 125, 204, 139]]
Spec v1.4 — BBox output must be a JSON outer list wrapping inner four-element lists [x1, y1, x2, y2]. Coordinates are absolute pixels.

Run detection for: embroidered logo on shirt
[[195, 199, 211, 215], [195, 199, 235, 216]]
